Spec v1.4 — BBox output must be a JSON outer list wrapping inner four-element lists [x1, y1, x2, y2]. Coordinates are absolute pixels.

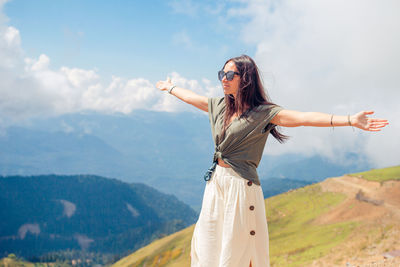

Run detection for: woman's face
[[221, 61, 240, 98]]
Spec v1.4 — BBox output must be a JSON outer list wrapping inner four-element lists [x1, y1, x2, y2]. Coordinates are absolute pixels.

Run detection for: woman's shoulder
[[208, 96, 226, 115], [208, 96, 225, 108], [254, 102, 282, 112], [209, 96, 225, 103], [251, 103, 283, 121]]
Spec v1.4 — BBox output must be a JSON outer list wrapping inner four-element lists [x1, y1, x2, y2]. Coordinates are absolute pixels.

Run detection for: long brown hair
[[220, 54, 288, 143]]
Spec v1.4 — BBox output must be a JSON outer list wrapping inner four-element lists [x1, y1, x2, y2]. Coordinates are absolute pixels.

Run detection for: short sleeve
[[261, 104, 284, 133], [207, 96, 225, 127]]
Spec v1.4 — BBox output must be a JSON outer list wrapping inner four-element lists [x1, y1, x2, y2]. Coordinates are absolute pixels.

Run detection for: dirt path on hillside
[[310, 176, 400, 266], [320, 175, 400, 220], [320, 175, 380, 196], [333, 177, 376, 194]]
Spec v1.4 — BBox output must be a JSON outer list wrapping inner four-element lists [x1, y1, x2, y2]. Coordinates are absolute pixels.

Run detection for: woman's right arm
[[156, 77, 208, 112]]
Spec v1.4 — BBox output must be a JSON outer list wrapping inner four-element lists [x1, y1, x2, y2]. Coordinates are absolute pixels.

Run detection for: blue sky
[[0, 0, 399, 167], [4, 0, 255, 84]]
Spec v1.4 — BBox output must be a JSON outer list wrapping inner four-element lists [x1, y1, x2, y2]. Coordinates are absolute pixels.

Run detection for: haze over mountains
[[0, 110, 370, 211]]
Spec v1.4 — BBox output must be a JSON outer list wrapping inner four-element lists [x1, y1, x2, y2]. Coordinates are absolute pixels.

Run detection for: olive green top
[[208, 96, 283, 185]]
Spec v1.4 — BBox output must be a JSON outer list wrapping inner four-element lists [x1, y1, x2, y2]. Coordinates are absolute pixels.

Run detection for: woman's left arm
[[270, 109, 389, 131]]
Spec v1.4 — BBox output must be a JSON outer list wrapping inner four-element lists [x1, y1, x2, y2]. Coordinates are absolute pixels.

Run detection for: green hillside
[[348, 165, 400, 182], [113, 183, 353, 267], [113, 165, 399, 267], [266, 183, 356, 266], [113, 184, 356, 267], [113, 226, 194, 267]]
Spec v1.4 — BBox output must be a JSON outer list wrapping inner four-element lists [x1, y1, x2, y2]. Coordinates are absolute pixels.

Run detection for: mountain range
[[0, 110, 370, 212], [0, 174, 197, 262]]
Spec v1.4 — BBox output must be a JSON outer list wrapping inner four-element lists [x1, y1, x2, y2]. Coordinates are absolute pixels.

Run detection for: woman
[[156, 55, 388, 267]]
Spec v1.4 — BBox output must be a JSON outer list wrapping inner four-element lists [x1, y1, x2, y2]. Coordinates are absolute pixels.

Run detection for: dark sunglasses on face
[[218, 70, 240, 81]]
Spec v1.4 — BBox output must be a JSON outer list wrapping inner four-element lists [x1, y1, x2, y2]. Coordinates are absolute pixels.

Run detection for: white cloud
[[154, 71, 222, 112], [2, 51, 217, 121], [0, 26, 22, 69], [226, 0, 400, 168], [25, 54, 50, 71], [0, 1, 220, 127], [2, 0, 396, 168]]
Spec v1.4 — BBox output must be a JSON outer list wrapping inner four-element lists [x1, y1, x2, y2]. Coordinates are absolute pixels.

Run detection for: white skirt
[[190, 164, 270, 267]]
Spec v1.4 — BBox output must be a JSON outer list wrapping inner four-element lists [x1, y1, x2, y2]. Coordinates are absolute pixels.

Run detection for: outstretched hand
[[351, 111, 389, 131], [156, 77, 173, 92]]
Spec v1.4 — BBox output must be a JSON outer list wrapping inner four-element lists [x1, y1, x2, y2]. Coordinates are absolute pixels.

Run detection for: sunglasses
[[218, 70, 240, 81]]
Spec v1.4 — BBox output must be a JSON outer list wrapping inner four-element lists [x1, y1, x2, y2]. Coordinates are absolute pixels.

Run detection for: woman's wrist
[[167, 84, 176, 94], [329, 114, 356, 130], [348, 114, 355, 131]]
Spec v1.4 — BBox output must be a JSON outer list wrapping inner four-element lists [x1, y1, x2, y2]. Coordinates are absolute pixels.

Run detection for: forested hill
[[0, 174, 198, 261]]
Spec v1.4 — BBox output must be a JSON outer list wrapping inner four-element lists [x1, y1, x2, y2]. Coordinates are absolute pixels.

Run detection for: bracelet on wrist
[[348, 114, 355, 132], [168, 85, 176, 94]]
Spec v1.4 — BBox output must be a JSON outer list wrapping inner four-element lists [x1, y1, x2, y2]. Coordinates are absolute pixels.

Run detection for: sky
[[0, 0, 399, 168]]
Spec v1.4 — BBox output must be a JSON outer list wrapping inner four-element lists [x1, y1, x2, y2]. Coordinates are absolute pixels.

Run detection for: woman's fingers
[[366, 121, 389, 132], [373, 122, 389, 126], [353, 110, 389, 131], [364, 110, 375, 115], [155, 77, 173, 91], [370, 118, 389, 123], [369, 124, 387, 128], [156, 81, 164, 90], [368, 121, 389, 129]]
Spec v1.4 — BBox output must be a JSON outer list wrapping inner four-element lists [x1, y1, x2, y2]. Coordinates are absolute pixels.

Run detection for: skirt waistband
[[214, 164, 241, 178], [204, 161, 243, 182]]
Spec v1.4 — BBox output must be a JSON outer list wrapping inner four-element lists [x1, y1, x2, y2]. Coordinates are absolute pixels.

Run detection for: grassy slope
[[113, 225, 194, 267], [0, 258, 32, 267], [0, 256, 59, 267], [4, 165, 398, 267], [266, 183, 358, 266], [0, 257, 73, 267], [111, 165, 400, 266], [348, 165, 400, 182], [113, 183, 355, 267]]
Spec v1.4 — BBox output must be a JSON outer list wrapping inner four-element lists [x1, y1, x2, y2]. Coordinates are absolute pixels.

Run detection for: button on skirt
[[190, 164, 270, 267]]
